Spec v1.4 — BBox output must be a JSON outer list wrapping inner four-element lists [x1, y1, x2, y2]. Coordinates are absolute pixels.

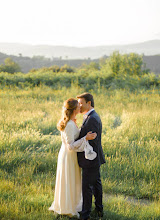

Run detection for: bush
[[0, 58, 21, 74]]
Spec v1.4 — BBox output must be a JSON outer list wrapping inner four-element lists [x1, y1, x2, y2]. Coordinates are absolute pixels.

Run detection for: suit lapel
[[82, 117, 87, 126], [79, 110, 95, 138], [82, 110, 95, 126]]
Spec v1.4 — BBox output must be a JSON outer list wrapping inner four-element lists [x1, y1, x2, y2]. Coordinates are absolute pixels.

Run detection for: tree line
[[0, 51, 160, 74], [0, 52, 150, 76], [0, 52, 159, 91]]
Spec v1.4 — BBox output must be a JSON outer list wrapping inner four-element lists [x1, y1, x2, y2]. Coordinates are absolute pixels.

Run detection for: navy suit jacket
[[77, 110, 106, 169]]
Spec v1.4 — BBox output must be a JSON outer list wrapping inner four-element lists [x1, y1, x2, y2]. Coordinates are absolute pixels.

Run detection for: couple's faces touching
[[74, 98, 91, 115], [74, 102, 80, 115], [78, 98, 91, 114]]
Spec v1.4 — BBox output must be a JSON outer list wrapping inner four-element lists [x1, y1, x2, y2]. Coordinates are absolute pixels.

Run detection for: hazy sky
[[1, 0, 160, 47]]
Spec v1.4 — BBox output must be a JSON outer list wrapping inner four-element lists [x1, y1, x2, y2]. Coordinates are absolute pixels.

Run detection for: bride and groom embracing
[[49, 93, 106, 220]]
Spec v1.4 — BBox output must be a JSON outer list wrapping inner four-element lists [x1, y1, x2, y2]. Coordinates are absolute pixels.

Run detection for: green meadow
[[0, 85, 160, 220], [0, 53, 160, 219]]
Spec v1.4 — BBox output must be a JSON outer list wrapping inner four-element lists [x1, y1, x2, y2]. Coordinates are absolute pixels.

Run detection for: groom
[[77, 93, 106, 220]]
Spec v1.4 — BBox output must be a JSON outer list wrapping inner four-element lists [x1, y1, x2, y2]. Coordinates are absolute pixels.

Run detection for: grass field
[[0, 85, 160, 219]]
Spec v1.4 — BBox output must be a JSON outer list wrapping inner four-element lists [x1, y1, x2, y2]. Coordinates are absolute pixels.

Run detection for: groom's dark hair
[[77, 92, 94, 107]]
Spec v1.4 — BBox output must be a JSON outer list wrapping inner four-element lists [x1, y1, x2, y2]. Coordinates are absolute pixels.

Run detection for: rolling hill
[[0, 40, 160, 60]]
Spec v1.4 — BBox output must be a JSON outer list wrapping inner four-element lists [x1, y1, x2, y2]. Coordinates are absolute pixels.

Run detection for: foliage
[[59, 64, 75, 73], [49, 65, 60, 72], [101, 51, 149, 76], [80, 62, 100, 71], [0, 57, 21, 74], [0, 52, 159, 91], [29, 64, 74, 74], [0, 70, 159, 91]]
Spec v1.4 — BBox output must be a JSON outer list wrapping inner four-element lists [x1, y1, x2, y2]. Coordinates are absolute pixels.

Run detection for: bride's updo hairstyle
[[57, 98, 78, 131]]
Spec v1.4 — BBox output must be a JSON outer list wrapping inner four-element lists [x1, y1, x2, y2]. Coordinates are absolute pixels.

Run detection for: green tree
[[79, 62, 99, 71], [120, 53, 144, 76], [0, 58, 21, 73], [49, 65, 60, 72], [88, 62, 100, 70], [100, 51, 121, 76], [60, 64, 74, 73], [101, 51, 148, 76]]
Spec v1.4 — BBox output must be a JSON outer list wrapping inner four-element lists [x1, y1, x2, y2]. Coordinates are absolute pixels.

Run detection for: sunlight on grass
[[0, 86, 160, 219]]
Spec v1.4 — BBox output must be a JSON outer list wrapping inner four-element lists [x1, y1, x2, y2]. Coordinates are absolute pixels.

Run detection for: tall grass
[[0, 85, 160, 219]]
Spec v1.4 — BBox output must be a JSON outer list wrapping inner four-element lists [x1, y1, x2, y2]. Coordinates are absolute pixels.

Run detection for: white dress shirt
[[83, 108, 94, 121]]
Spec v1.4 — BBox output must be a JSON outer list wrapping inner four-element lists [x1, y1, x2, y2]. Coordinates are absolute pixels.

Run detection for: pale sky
[[0, 0, 160, 47]]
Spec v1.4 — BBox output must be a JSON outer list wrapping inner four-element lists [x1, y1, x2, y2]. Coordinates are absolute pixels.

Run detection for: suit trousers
[[81, 167, 103, 220]]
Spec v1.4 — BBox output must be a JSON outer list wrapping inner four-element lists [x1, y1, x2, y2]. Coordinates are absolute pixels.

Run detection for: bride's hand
[[86, 131, 97, 140]]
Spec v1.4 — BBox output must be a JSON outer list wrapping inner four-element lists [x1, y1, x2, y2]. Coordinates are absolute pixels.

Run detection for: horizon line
[[0, 39, 160, 48]]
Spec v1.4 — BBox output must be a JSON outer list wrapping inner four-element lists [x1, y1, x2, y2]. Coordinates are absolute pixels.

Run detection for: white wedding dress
[[49, 120, 96, 218]]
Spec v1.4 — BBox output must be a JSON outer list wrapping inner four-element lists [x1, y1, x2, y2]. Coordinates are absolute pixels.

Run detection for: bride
[[49, 98, 97, 218]]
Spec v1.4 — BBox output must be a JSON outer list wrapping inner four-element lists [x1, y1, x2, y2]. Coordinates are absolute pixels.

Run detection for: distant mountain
[[0, 40, 160, 59]]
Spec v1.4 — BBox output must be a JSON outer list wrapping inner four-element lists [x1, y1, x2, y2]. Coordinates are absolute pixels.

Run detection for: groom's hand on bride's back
[[86, 131, 97, 141]]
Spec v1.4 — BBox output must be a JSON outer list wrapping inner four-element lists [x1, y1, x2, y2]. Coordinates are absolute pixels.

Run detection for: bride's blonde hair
[[57, 98, 78, 131]]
